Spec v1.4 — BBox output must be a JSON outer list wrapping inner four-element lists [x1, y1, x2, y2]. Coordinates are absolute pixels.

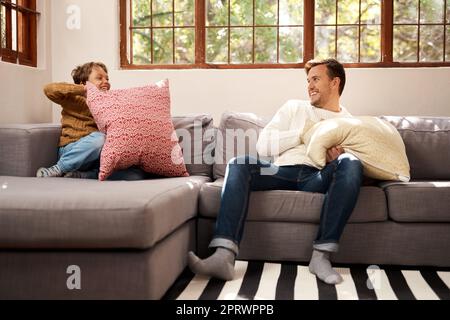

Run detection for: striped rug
[[164, 261, 450, 300]]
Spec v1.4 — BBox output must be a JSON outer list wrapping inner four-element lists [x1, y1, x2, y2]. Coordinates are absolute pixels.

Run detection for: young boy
[[37, 62, 110, 179]]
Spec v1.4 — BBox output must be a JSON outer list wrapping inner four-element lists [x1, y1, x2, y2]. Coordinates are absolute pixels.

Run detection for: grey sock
[[309, 250, 343, 285], [188, 248, 236, 281], [36, 165, 63, 178]]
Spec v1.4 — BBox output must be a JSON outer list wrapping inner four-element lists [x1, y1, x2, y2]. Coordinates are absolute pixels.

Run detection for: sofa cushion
[[86, 80, 189, 180], [199, 179, 388, 223], [173, 114, 216, 178], [381, 181, 450, 222], [0, 176, 210, 249], [303, 117, 410, 181], [380, 116, 450, 180], [213, 112, 269, 179]]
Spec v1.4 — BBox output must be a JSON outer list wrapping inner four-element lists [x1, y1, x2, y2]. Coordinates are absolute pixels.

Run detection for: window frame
[[119, 0, 450, 69], [0, 0, 39, 67]]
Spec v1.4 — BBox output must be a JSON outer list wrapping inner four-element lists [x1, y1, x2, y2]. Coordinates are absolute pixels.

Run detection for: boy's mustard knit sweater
[[44, 83, 98, 147]]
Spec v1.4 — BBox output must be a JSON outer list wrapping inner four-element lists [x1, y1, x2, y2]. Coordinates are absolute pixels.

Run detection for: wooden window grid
[[120, 0, 450, 69], [0, 0, 39, 67]]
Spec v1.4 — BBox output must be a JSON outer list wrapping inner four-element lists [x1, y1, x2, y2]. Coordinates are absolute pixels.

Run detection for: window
[[393, 0, 449, 62], [314, 0, 382, 63], [0, 0, 39, 67], [120, 0, 450, 68]]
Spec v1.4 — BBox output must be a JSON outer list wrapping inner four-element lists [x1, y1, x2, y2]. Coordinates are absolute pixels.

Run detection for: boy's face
[[88, 66, 110, 91]]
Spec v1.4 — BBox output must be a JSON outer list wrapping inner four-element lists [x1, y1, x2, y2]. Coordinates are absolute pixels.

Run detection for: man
[[188, 59, 363, 285]]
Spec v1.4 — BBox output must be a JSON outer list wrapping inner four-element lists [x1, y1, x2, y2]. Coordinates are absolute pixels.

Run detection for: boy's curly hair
[[71, 62, 108, 85]]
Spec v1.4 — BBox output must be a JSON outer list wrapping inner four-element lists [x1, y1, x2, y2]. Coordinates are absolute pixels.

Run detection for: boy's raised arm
[[43, 83, 86, 105]]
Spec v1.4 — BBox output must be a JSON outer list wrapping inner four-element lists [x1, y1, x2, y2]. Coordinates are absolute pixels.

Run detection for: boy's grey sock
[[36, 165, 63, 178], [188, 248, 236, 281], [309, 250, 343, 285]]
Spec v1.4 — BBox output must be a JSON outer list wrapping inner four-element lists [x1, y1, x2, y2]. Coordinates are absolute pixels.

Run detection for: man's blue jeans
[[57, 131, 147, 181], [210, 154, 363, 255]]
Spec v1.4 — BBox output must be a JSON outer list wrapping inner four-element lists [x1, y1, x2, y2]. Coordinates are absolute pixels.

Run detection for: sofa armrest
[[0, 124, 61, 177]]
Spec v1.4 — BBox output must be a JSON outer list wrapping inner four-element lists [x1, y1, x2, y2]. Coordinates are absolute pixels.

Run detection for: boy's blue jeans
[[57, 131, 147, 180], [210, 154, 364, 255]]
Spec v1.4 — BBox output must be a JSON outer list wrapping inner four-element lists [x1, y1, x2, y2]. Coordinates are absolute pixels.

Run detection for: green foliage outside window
[[128, 0, 449, 65]]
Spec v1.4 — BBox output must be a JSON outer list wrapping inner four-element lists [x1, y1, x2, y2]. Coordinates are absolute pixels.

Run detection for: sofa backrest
[[0, 115, 216, 178], [0, 124, 62, 177], [380, 116, 450, 180], [212, 112, 450, 181], [213, 111, 268, 179], [173, 114, 216, 177]]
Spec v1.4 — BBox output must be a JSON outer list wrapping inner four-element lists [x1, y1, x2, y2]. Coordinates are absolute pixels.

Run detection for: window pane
[[255, 0, 277, 25], [316, 0, 336, 24], [420, 25, 444, 61], [230, 27, 252, 63], [360, 0, 381, 24], [447, 2, 450, 23], [315, 26, 336, 59], [153, 28, 173, 64], [206, 27, 228, 63], [420, 0, 444, 23], [338, 0, 359, 24], [279, 0, 303, 25], [12, 8, 17, 51], [206, 0, 228, 26], [394, 0, 418, 23], [337, 26, 358, 62], [360, 25, 381, 62], [175, 0, 195, 26], [230, 0, 253, 26], [446, 27, 450, 61], [393, 25, 418, 61], [153, 0, 173, 27], [255, 27, 277, 63], [279, 27, 303, 63], [132, 0, 151, 27], [1, 5, 6, 49], [132, 29, 151, 64], [175, 28, 195, 63]]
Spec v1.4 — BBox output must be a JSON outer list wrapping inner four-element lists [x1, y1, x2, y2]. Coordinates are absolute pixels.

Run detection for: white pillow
[[302, 116, 410, 181]]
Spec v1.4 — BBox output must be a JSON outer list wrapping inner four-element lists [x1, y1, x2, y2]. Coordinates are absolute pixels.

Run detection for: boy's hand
[[326, 146, 344, 163], [83, 81, 93, 97]]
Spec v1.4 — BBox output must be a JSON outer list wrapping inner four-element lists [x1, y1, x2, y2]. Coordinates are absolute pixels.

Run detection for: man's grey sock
[[188, 248, 236, 281], [309, 249, 343, 285]]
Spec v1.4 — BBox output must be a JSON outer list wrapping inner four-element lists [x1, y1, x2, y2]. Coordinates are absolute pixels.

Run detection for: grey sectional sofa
[[0, 113, 449, 300]]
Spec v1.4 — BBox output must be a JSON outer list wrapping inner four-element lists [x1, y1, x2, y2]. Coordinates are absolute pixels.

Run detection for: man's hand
[[326, 146, 345, 163]]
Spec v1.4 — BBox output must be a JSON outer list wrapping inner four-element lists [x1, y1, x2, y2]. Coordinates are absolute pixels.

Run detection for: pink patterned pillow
[[86, 80, 189, 181]]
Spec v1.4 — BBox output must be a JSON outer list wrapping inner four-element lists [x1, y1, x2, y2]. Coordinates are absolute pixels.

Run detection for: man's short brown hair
[[305, 58, 346, 96], [71, 62, 108, 85]]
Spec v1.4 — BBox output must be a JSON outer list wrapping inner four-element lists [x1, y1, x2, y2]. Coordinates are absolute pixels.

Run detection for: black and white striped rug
[[164, 261, 450, 300]]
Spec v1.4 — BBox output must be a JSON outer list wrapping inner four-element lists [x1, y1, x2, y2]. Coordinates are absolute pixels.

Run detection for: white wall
[[0, 0, 52, 124], [2, 0, 449, 125]]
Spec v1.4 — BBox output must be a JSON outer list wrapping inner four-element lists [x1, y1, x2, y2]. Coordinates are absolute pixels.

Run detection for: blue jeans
[[58, 132, 148, 181], [211, 154, 363, 255]]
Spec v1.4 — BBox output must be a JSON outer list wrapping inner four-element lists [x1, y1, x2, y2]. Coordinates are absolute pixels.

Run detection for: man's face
[[307, 64, 336, 108]]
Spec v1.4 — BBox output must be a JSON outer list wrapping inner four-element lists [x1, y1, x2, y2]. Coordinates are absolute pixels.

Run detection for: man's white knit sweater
[[256, 100, 353, 168]]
